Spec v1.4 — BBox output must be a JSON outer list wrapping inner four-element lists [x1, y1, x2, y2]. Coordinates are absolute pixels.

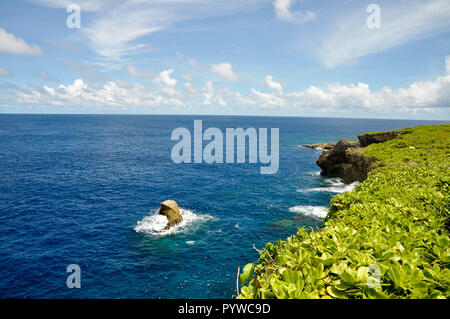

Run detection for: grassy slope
[[239, 124, 450, 299]]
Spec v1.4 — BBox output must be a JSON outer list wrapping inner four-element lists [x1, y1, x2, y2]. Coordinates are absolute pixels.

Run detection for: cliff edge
[[304, 131, 411, 184], [239, 124, 450, 299]]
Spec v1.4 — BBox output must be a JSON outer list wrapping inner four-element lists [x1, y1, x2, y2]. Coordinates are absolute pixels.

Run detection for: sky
[[0, 0, 449, 120]]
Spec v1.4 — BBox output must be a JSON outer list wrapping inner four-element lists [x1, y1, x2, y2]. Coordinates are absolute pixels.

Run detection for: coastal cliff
[[315, 139, 373, 184], [302, 131, 410, 184], [239, 124, 450, 299]]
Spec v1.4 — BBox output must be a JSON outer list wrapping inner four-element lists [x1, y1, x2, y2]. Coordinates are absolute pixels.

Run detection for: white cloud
[[125, 65, 154, 78], [321, 0, 450, 68], [264, 75, 283, 91], [0, 28, 43, 55], [6, 74, 450, 113], [33, 0, 266, 60], [13, 78, 185, 109], [273, 0, 315, 24], [154, 69, 177, 87], [202, 80, 227, 106], [83, 8, 160, 60], [210, 62, 238, 81], [0, 66, 12, 76], [251, 88, 285, 108], [4, 58, 450, 117], [287, 75, 450, 111], [289, 82, 373, 109]]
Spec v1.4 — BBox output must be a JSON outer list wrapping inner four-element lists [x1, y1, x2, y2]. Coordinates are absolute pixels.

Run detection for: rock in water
[[159, 200, 183, 230], [301, 142, 336, 150]]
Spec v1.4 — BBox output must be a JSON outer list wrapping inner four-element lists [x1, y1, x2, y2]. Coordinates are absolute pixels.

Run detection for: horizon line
[[0, 112, 448, 122]]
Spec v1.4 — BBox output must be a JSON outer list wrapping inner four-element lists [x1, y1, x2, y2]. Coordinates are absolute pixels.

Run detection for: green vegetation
[[239, 124, 450, 299]]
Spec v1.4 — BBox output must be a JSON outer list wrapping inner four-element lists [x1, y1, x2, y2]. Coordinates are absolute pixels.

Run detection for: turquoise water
[[0, 115, 444, 298]]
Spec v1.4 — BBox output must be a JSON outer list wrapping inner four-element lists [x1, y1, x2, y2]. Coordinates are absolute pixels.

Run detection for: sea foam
[[289, 205, 328, 218], [291, 177, 359, 219], [134, 208, 217, 237], [297, 178, 359, 194]]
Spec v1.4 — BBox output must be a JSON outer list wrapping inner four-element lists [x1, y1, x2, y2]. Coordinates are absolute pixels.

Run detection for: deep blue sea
[[0, 115, 445, 298]]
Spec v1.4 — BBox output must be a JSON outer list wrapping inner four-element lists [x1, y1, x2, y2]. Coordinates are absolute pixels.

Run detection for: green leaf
[[240, 263, 254, 287], [327, 286, 349, 299]]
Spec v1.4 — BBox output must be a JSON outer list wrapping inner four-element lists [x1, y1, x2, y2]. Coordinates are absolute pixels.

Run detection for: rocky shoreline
[[302, 130, 411, 184], [241, 125, 449, 299]]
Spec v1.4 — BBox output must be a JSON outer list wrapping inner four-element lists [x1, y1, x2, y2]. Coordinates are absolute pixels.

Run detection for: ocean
[[0, 114, 445, 298]]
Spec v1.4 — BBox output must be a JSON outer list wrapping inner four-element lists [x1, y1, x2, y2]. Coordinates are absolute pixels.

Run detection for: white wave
[[311, 181, 359, 193], [297, 180, 359, 194], [134, 208, 217, 237], [322, 177, 344, 185], [289, 205, 328, 218]]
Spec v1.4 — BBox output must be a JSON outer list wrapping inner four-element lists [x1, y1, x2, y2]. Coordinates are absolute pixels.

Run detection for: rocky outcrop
[[301, 142, 336, 150], [313, 131, 410, 184], [159, 200, 182, 230], [316, 140, 373, 184], [358, 131, 410, 147]]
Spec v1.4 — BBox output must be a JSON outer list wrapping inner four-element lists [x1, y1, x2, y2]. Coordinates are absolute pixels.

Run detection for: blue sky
[[0, 0, 449, 119]]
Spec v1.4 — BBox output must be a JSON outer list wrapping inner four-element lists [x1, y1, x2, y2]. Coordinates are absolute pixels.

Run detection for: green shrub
[[239, 124, 450, 299]]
